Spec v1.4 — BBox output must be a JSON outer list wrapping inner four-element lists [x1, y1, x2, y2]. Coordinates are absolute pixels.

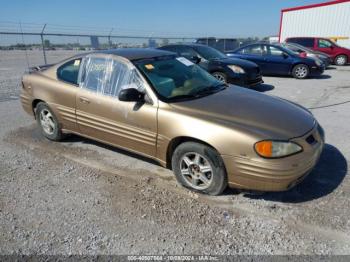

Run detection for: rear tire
[[171, 142, 228, 195], [35, 102, 64, 141], [212, 72, 227, 83], [335, 55, 347, 66], [292, 64, 309, 79]]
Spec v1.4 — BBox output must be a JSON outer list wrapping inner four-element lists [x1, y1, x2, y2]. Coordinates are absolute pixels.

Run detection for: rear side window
[[288, 38, 314, 48], [239, 45, 263, 55], [57, 58, 81, 85], [79, 56, 145, 97]]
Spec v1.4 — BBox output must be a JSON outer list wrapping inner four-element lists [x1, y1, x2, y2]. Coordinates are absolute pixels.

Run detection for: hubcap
[[39, 109, 55, 135], [180, 152, 213, 190], [212, 73, 226, 83], [336, 56, 346, 65], [295, 66, 307, 78]]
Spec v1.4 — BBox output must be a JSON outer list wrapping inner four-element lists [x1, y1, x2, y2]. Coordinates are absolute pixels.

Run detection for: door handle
[[79, 97, 90, 104]]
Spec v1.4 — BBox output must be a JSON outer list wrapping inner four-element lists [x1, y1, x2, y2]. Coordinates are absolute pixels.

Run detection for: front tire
[[35, 102, 64, 141], [171, 142, 228, 195], [292, 64, 309, 79], [212, 72, 227, 83], [335, 55, 347, 66]]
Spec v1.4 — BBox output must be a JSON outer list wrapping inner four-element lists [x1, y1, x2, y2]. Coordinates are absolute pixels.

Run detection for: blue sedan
[[226, 43, 325, 79]]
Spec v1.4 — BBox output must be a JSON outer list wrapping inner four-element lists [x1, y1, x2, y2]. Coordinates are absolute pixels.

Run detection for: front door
[[262, 45, 291, 75], [314, 38, 335, 56], [75, 55, 158, 157]]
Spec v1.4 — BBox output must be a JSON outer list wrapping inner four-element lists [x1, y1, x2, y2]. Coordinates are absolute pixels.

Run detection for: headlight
[[254, 140, 302, 158], [315, 59, 322, 67], [228, 65, 245, 74]]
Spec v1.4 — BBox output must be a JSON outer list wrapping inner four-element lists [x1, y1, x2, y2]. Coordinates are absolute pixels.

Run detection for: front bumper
[[310, 65, 325, 75], [222, 123, 325, 192], [227, 72, 263, 87]]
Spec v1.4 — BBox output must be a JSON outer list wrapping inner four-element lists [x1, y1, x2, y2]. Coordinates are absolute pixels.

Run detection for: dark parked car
[[227, 43, 325, 79], [158, 44, 263, 87], [281, 42, 332, 68], [196, 37, 239, 52], [285, 37, 350, 66]]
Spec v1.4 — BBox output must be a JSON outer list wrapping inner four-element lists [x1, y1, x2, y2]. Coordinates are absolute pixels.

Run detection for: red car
[[285, 37, 350, 66]]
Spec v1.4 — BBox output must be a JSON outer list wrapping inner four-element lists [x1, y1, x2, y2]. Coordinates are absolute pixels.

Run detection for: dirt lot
[[0, 50, 350, 255]]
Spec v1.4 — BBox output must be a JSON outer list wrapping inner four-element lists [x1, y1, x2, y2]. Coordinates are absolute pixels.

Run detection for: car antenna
[[19, 21, 30, 70]]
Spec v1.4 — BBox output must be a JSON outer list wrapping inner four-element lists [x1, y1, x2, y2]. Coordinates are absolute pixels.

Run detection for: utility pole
[[108, 28, 114, 49], [41, 24, 47, 64]]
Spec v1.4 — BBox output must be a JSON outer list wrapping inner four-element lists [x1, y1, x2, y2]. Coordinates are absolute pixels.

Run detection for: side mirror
[[282, 52, 289, 59], [190, 56, 201, 64], [118, 88, 144, 102]]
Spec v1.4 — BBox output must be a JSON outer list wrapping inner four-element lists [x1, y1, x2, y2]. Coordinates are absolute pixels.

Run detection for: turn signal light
[[255, 141, 273, 157], [254, 140, 302, 158]]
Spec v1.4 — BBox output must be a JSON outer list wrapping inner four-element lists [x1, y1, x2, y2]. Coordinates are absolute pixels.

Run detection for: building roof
[[282, 0, 350, 13], [98, 48, 175, 60]]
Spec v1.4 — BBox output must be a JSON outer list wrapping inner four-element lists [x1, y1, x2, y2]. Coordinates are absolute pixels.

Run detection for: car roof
[[96, 48, 175, 61], [161, 43, 207, 48]]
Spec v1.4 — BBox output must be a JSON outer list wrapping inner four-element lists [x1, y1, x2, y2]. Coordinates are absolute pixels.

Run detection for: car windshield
[[194, 46, 227, 60], [284, 43, 313, 54], [275, 45, 298, 56], [135, 56, 226, 102]]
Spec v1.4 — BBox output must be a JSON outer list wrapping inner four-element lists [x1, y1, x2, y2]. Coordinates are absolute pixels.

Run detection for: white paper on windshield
[[176, 57, 194, 66]]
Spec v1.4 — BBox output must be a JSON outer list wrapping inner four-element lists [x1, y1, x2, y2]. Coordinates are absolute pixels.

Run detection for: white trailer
[[279, 0, 350, 48]]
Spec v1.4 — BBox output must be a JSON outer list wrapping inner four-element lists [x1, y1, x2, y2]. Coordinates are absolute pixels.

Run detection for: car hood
[[211, 57, 258, 69], [170, 86, 315, 139]]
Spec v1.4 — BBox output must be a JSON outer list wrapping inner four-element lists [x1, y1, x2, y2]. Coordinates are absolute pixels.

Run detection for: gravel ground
[[0, 51, 350, 256]]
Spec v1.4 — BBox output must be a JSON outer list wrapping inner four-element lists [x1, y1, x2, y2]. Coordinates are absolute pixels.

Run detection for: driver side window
[[79, 56, 145, 97], [318, 39, 333, 48], [268, 46, 284, 56]]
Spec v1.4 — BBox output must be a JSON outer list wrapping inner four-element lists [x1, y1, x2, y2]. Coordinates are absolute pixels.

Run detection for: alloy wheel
[[180, 152, 213, 190], [295, 66, 308, 78], [212, 73, 226, 83], [39, 109, 56, 135], [336, 56, 347, 66]]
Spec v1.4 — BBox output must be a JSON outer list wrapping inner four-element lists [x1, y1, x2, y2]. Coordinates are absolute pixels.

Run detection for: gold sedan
[[20, 49, 324, 195]]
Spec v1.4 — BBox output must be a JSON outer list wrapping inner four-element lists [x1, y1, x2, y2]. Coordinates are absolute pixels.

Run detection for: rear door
[[235, 45, 268, 73], [76, 54, 158, 157]]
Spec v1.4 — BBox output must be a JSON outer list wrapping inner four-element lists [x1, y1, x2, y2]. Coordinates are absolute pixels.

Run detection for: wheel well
[[32, 99, 44, 117], [335, 54, 348, 59], [166, 136, 217, 169], [209, 69, 226, 74]]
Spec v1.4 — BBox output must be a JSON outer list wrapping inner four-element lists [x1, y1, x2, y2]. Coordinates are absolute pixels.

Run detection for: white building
[[279, 0, 350, 48]]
